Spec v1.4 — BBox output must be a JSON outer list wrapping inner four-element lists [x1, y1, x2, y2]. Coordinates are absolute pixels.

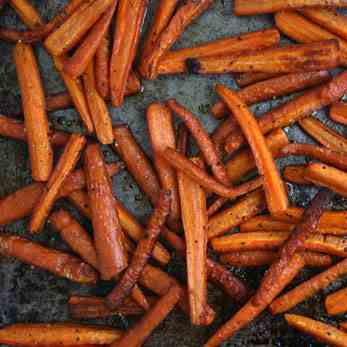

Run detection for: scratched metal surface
[[0, 1, 347, 346]]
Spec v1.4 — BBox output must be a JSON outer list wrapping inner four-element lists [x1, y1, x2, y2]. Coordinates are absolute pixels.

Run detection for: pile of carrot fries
[[3, 0, 347, 346]]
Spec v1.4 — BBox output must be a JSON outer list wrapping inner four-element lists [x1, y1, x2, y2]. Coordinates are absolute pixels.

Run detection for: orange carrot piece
[[325, 287, 347, 315], [211, 117, 240, 151], [0, 323, 121, 346], [0, 235, 98, 284], [283, 165, 309, 184], [45, 92, 72, 112], [341, 323, 347, 331], [9, 0, 43, 28], [330, 101, 347, 125], [14, 42, 53, 182], [29, 134, 86, 233], [177, 123, 189, 155], [131, 285, 150, 311], [285, 314, 347, 347], [234, 72, 281, 88], [85, 143, 128, 280]]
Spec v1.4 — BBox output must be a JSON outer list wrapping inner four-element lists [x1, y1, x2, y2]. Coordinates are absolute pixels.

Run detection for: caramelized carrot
[[177, 123, 189, 155], [95, 30, 111, 99], [283, 165, 309, 184], [46, 92, 72, 112], [9, 0, 43, 28], [330, 101, 347, 125], [325, 287, 347, 315], [234, 72, 281, 87]]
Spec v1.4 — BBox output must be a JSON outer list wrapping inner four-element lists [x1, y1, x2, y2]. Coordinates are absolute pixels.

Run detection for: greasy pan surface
[[0, 0, 347, 346]]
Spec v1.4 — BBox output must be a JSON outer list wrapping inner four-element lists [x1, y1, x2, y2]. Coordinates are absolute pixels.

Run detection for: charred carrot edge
[[63, 0, 117, 79], [207, 189, 266, 239], [14, 42, 53, 182], [275, 10, 347, 65], [224, 70, 347, 154], [147, 103, 181, 230], [299, 116, 347, 153], [211, 71, 330, 118], [188, 40, 340, 74], [0, 323, 121, 345], [113, 125, 161, 205], [109, 0, 147, 107], [217, 85, 288, 215], [325, 287, 347, 315], [140, 0, 213, 80], [0, 235, 98, 284], [234, 0, 347, 15], [29, 134, 86, 233], [49, 209, 98, 269], [140, 0, 179, 72], [107, 191, 171, 309], [9, 0, 44, 28], [111, 286, 181, 347], [226, 129, 288, 184], [158, 28, 280, 75], [83, 59, 113, 144], [85, 143, 128, 280], [46, 92, 72, 112], [53, 56, 94, 134], [285, 314, 347, 347], [204, 254, 305, 347], [44, 0, 113, 56], [270, 257, 347, 314], [167, 99, 230, 186], [283, 165, 309, 185], [234, 72, 281, 88], [177, 123, 189, 155], [330, 101, 347, 125]]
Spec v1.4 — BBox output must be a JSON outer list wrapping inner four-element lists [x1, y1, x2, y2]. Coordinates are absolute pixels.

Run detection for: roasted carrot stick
[[224, 70, 347, 154], [211, 71, 330, 118], [157, 29, 280, 75], [221, 250, 332, 268], [207, 190, 266, 239], [235, 0, 347, 15], [44, 0, 113, 56], [217, 85, 288, 216], [83, 59, 113, 144], [234, 72, 281, 88], [204, 254, 305, 347], [14, 42, 53, 182], [0, 235, 98, 284], [29, 134, 86, 233], [113, 125, 160, 205], [130, 285, 150, 311], [283, 165, 309, 184], [211, 117, 240, 152], [53, 56, 94, 133], [109, 0, 147, 107], [147, 103, 180, 230], [270, 257, 347, 314], [85, 143, 128, 280], [140, 0, 213, 80], [177, 123, 189, 155], [330, 101, 347, 125], [325, 287, 347, 315], [0, 323, 121, 346], [188, 40, 340, 74], [63, 0, 117, 79], [45, 92, 72, 112], [50, 209, 98, 269], [9, 0, 43, 28], [285, 314, 347, 347]]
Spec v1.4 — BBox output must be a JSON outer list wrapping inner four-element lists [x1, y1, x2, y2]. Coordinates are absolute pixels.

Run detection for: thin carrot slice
[[330, 102, 347, 125], [234, 72, 281, 88], [283, 165, 309, 184], [325, 287, 347, 315], [10, 0, 43, 28]]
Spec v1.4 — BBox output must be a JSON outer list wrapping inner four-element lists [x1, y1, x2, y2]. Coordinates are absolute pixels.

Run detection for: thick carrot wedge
[[285, 314, 347, 347], [14, 42, 53, 182], [283, 165, 309, 184], [330, 102, 347, 125], [234, 72, 281, 88], [0, 323, 121, 346], [85, 143, 128, 280], [325, 287, 347, 315], [0, 235, 98, 284], [29, 134, 86, 233], [10, 0, 43, 28], [95, 30, 111, 99]]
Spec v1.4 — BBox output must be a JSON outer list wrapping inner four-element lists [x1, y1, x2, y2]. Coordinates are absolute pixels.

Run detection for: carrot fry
[[109, 0, 147, 107], [49, 209, 98, 269], [217, 85, 288, 216], [29, 134, 86, 233], [226, 129, 288, 184], [224, 70, 347, 154], [300, 116, 347, 153], [113, 125, 161, 205], [211, 117, 240, 151], [14, 42, 53, 182], [177, 123, 189, 155], [140, 0, 213, 80], [45, 92, 72, 112], [44, 0, 113, 56], [283, 165, 309, 184], [53, 56, 94, 134], [147, 103, 180, 230], [221, 250, 332, 268], [158, 29, 280, 75], [83, 59, 113, 144], [63, 0, 117, 79], [207, 190, 266, 239], [211, 71, 330, 119], [85, 143, 128, 280], [285, 314, 347, 347], [167, 99, 230, 186], [9, 0, 43, 28], [95, 30, 111, 99], [204, 254, 304, 347], [234, 0, 347, 15], [0, 235, 98, 284], [325, 287, 347, 315], [330, 101, 347, 125], [107, 191, 171, 309], [234, 72, 281, 88], [0, 323, 121, 346]]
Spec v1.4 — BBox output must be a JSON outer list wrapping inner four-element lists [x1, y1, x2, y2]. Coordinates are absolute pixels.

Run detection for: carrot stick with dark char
[[234, 72, 281, 87]]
